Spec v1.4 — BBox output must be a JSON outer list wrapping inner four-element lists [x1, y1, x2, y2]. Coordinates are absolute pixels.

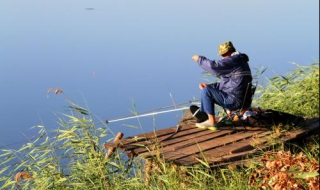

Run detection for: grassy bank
[[0, 62, 319, 189]]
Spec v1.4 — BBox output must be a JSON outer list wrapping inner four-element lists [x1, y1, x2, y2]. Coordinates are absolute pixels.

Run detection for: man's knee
[[201, 86, 211, 98], [201, 86, 218, 97]]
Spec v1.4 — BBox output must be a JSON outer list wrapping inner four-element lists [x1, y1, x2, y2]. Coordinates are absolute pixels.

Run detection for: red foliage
[[249, 151, 319, 190]]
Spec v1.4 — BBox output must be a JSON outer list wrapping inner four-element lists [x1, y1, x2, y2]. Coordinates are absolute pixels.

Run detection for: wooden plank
[[205, 120, 319, 166], [104, 132, 124, 160], [281, 118, 319, 142], [171, 146, 266, 167], [140, 127, 265, 160], [205, 144, 272, 168], [176, 131, 272, 165], [132, 128, 237, 155], [117, 126, 218, 152], [176, 131, 270, 165], [162, 129, 266, 161], [208, 143, 272, 164], [104, 124, 196, 149], [211, 131, 272, 155], [127, 127, 227, 153], [210, 149, 260, 163], [129, 126, 267, 154], [138, 129, 237, 158], [104, 126, 179, 148]]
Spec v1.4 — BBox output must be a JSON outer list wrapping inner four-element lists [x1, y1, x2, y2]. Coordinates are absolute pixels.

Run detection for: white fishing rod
[[105, 99, 200, 124], [106, 107, 190, 124]]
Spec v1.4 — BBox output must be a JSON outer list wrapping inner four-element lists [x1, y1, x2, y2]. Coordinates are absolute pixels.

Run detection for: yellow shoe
[[195, 120, 219, 130]]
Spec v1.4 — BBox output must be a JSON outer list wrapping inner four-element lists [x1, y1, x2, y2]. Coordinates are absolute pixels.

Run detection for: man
[[192, 41, 252, 130]]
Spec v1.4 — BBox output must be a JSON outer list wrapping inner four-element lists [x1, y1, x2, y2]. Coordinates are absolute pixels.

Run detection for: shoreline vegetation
[[0, 62, 319, 189]]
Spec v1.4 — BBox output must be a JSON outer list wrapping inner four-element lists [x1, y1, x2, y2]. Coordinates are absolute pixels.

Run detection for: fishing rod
[[105, 99, 200, 124], [106, 107, 188, 124]]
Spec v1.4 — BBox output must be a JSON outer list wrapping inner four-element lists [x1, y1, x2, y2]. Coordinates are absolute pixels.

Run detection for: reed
[[256, 62, 319, 117]]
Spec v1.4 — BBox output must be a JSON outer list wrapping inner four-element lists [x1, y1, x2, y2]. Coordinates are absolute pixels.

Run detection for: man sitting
[[192, 41, 252, 130]]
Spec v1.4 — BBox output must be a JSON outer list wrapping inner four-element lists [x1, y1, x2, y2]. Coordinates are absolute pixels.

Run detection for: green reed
[[0, 101, 145, 189], [256, 62, 319, 117]]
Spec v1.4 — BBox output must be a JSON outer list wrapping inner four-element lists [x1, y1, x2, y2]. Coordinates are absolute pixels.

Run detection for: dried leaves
[[46, 87, 64, 98], [249, 150, 319, 190], [14, 172, 33, 184]]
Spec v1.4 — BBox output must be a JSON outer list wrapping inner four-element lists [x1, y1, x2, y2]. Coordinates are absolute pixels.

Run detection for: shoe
[[190, 105, 208, 122], [195, 120, 219, 130]]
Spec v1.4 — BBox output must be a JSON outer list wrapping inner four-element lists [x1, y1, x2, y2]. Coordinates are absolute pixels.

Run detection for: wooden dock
[[104, 110, 319, 168]]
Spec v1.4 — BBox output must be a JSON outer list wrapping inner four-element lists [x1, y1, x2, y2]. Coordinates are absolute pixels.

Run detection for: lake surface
[[0, 1, 319, 148]]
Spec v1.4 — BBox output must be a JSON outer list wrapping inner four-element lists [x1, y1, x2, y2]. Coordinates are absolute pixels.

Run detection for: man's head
[[218, 41, 236, 57]]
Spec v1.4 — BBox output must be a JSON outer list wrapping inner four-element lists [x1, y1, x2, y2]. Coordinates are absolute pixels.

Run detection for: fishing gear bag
[[246, 107, 305, 128]]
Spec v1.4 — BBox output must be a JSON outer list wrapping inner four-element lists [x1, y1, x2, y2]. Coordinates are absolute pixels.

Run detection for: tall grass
[[256, 62, 319, 117], [0, 62, 319, 189], [0, 101, 146, 189]]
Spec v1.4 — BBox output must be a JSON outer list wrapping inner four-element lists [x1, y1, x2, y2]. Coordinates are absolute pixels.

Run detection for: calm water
[[0, 1, 319, 147]]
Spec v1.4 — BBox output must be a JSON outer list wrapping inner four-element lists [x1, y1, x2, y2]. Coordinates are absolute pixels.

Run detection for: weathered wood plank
[[281, 118, 319, 142], [131, 126, 268, 155], [162, 129, 266, 161], [104, 124, 196, 149], [139, 127, 265, 160], [201, 120, 318, 166], [208, 143, 272, 164], [116, 126, 220, 152], [176, 131, 272, 165], [105, 132, 123, 160], [133, 128, 236, 155]]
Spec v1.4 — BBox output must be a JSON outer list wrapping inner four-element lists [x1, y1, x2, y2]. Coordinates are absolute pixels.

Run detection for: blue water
[[0, 0, 319, 148]]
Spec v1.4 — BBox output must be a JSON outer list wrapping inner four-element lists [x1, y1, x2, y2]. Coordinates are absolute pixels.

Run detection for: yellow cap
[[218, 41, 235, 56]]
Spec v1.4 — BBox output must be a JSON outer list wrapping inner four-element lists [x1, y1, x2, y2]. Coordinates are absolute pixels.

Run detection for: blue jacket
[[197, 52, 252, 106]]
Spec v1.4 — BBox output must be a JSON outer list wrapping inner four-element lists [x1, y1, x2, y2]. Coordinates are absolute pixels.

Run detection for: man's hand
[[192, 55, 199, 62], [199, 83, 208, 90]]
